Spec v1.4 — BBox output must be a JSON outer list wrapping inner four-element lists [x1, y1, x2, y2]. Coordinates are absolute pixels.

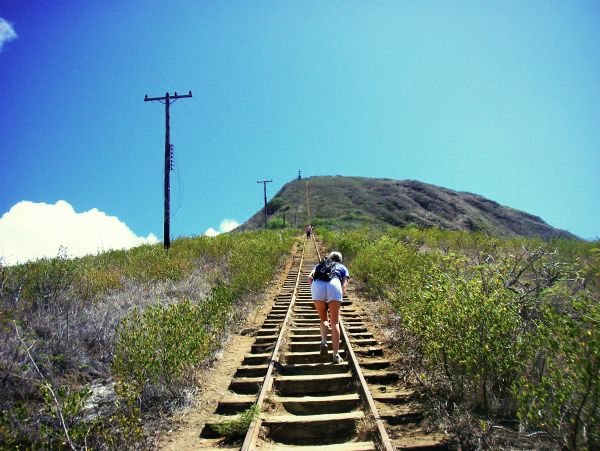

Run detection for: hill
[[240, 176, 576, 239]]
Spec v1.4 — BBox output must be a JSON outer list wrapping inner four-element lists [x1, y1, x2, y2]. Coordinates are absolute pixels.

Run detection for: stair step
[[274, 373, 353, 395], [284, 350, 346, 364], [273, 393, 360, 415], [215, 395, 257, 414], [262, 411, 365, 444], [259, 441, 376, 451], [279, 362, 349, 375], [234, 364, 268, 377], [228, 376, 263, 394]]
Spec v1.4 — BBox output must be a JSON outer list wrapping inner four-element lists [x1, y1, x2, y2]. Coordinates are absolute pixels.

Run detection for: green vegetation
[[0, 230, 294, 449], [320, 227, 599, 449], [212, 404, 260, 438]]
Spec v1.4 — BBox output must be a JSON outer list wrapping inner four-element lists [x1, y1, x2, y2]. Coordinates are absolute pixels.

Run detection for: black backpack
[[313, 257, 337, 281]]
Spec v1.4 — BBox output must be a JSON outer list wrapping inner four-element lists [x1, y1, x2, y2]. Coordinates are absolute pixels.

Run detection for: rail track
[[197, 237, 454, 450]]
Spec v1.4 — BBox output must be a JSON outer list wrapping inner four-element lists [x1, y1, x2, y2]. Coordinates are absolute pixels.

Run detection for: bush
[[267, 218, 285, 229], [322, 226, 597, 448], [112, 300, 211, 398], [515, 291, 600, 449]]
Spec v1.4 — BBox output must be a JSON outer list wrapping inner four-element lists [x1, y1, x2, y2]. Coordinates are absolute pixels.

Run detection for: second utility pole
[[144, 90, 192, 250], [257, 179, 273, 229]]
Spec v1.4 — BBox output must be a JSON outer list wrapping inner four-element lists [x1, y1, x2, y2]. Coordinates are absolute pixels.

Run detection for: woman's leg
[[312, 300, 329, 342], [328, 301, 341, 356]]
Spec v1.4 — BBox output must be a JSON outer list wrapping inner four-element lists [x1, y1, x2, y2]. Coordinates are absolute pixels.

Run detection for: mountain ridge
[[239, 176, 577, 240]]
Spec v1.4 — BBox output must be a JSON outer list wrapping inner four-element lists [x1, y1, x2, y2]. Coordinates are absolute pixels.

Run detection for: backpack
[[313, 257, 337, 281]]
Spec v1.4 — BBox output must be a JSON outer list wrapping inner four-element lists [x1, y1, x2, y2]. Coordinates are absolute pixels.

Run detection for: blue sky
[[1, 1, 599, 262]]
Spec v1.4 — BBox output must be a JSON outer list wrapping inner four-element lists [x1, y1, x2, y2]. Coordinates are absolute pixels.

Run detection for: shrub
[[515, 292, 600, 449], [322, 226, 596, 448], [112, 299, 211, 398], [267, 217, 285, 229]]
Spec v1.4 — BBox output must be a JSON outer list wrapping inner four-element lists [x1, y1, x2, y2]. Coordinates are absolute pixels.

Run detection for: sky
[[1, 1, 599, 265]]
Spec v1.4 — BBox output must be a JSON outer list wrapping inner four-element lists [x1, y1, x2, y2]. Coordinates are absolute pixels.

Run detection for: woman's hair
[[328, 251, 343, 262]]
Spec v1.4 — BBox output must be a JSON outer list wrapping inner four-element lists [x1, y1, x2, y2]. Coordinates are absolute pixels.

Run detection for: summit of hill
[[240, 176, 576, 240]]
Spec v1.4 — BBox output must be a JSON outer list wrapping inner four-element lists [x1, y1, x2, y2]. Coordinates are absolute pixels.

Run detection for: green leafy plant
[[515, 292, 600, 449], [112, 299, 211, 397], [212, 404, 260, 438]]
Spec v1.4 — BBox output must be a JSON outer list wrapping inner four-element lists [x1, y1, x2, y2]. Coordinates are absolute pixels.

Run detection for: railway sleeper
[[215, 394, 257, 414], [362, 369, 400, 384], [278, 362, 350, 376], [257, 441, 377, 451], [228, 377, 263, 395], [234, 364, 269, 378], [283, 349, 347, 364], [261, 411, 365, 445], [273, 393, 360, 415], [243, 352, 271, 365], [274, 373, 354, 396], [356, 358, 391, 370], [289, 340, 346, 353]]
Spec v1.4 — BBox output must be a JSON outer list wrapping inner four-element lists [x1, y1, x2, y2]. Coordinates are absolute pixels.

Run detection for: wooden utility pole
[[144, 90, 192, 250], [257, 179, 273, 229]]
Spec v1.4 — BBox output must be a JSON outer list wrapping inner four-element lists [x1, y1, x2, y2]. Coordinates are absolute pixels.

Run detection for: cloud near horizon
[[204, 219, 240, 237], [0, 200, 158, 266], [0, 17, 18, 52]]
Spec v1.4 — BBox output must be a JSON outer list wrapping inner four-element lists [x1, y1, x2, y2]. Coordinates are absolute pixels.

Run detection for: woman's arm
[[341, 276, 349, 295]]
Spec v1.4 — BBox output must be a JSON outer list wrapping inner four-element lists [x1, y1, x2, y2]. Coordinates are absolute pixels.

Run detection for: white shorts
[[311, 278, 343, 302]]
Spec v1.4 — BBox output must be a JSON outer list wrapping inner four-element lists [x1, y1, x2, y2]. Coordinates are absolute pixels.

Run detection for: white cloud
[[0, 18, 18, 52], [204, 219, 239, 237], [0, 200, 158, 266]]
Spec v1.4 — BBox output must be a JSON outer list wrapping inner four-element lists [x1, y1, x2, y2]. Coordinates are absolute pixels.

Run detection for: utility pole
[[257, 179, 273, 229], [144, 90, 192, 250]]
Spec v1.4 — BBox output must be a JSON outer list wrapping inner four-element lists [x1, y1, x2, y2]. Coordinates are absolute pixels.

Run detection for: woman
[[308, 251, 350, 364]]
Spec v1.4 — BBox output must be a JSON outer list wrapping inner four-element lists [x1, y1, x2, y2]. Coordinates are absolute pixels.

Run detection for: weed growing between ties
[[212, 404, 260, 439], [0, 230, 294, 449], [320, 227, 600, 449]]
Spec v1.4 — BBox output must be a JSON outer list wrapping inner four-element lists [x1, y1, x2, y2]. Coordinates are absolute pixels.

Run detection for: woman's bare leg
[[328, 301, 341, 355], [313, 300, 329, 341]]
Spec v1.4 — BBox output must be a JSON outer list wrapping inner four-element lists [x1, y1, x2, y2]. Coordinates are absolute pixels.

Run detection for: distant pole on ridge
[[257, 179, 273, 229], [144, 90, 192, 250]]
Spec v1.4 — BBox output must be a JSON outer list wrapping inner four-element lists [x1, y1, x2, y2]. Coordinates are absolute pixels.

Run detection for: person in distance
[[305, 224, 313, 239], [308, 251, 349, 364]]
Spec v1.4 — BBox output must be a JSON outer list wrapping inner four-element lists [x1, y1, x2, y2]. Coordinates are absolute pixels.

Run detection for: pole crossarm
[[144, 90, 193, 102]]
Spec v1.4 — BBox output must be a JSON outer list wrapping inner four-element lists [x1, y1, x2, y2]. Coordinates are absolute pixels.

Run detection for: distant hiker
[[305, 224, 313, 238], [308, 251, 349, 364]]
